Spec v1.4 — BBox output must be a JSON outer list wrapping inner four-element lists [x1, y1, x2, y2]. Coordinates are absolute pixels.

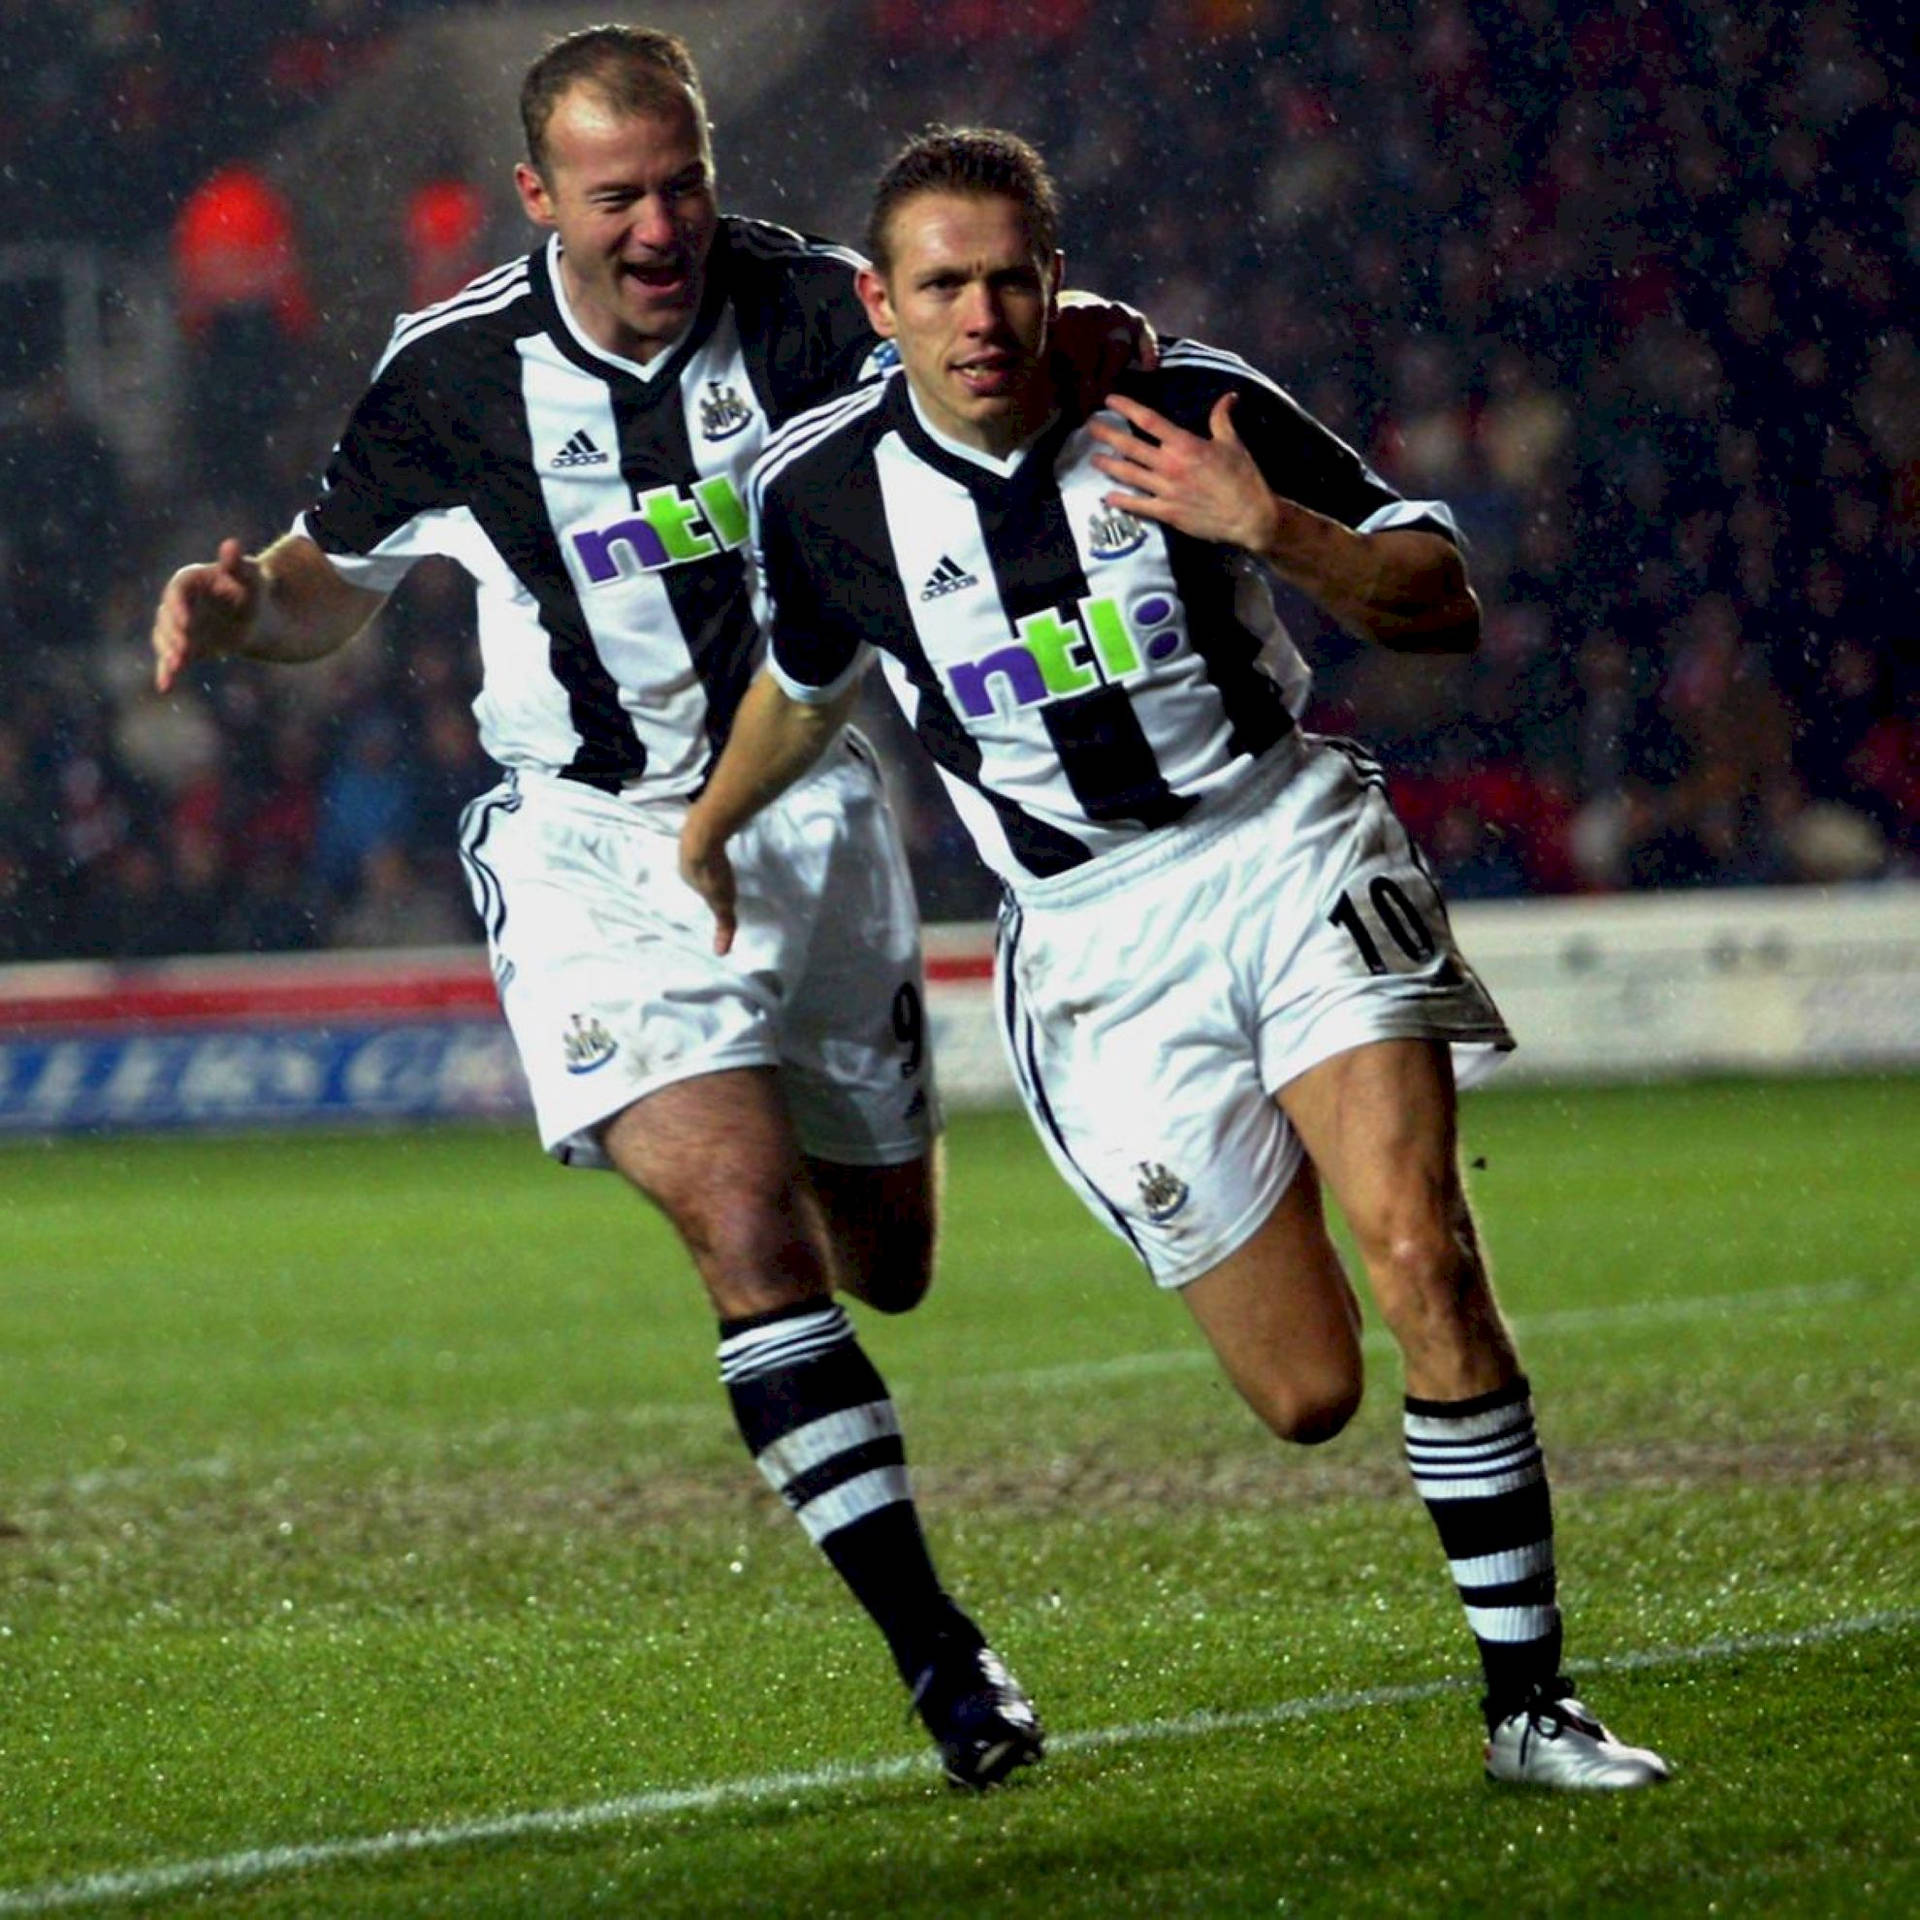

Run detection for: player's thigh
[[601, 1067, 830, 1314], [999, 888, 1302, 1292], [1180, 1160, 1363, 1444], [1279, 1039, 1517, 1399], [1276, 1036, 1464, 1263], [600, 1064, 803, 1221]]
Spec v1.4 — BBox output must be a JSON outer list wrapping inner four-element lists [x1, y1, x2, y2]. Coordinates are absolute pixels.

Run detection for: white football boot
[[1485, 1692, 1672, 1789]]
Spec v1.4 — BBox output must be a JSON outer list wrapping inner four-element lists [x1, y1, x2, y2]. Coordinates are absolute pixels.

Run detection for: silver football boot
[[1485, 1692, 1672, 1789]]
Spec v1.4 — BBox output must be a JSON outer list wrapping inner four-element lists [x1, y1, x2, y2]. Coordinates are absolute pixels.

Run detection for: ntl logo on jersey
[[946, 592, 1186, 720], [571, 476, 748, 585]]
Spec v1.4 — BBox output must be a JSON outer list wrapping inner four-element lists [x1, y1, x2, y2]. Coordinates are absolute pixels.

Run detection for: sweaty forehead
[[885, 192, 1042, 272], [545, 85, 711, 176]]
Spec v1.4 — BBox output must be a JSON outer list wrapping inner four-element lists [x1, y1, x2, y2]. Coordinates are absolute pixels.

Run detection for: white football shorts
[[996, 732, 1513, 1290], [458, 733, 940, 1170]]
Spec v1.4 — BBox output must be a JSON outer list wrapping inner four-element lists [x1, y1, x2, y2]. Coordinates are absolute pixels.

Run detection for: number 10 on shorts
[[1327, 875, 1447, 977]]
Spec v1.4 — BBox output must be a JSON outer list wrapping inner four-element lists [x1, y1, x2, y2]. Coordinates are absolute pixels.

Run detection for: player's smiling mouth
[[623, 258, 692, 292]]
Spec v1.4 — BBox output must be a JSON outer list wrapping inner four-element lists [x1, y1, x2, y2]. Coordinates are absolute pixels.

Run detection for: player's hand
[[1051, 292, 1158, 421], [151, 538, 263, 693], [678, 817, 739, 955], [1087, 392, 1284, 556]]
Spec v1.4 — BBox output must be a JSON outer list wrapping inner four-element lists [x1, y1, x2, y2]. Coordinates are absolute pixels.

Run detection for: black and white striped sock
[[719, 1299, 972, 1685], [1403, 1377, 1562, 1724]]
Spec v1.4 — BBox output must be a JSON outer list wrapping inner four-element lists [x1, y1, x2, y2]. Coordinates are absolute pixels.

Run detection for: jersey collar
[[887, 374, 1070, 496]]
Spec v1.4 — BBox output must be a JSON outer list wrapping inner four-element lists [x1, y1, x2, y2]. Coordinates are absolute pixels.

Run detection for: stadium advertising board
[[0, 943, 1003, 1135], [1446, 882, 1920, 1081], [0, 885, 1913, 1135], [0, 954, 525, 1134]]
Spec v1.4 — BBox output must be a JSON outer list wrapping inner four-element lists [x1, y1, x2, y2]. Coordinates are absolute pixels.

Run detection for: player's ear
[[856, 265, 897, 339], [514, 162, 556, 231]]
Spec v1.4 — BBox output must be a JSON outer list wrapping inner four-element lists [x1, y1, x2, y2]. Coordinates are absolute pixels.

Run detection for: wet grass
[[2, 1076, 1916, 1915]]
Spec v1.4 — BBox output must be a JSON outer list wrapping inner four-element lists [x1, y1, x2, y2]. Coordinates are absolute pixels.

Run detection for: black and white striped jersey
[[298, 218, 887, 798], [751, 339, 1460, 889]]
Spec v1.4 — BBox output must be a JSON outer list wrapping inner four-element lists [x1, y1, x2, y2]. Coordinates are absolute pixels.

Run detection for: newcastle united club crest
[[1089, 504, 1148, 560], [1135, 1160, 1190, 1224], [699, 380, 754, 441], [562, 1013, 617, 1075]]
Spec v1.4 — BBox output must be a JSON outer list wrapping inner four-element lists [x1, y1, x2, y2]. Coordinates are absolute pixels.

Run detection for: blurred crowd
[[1, 0, 1913, 959], [0, 0, 438, 247], [1, 0, 491, 961], [871, 0, 1918, 915]]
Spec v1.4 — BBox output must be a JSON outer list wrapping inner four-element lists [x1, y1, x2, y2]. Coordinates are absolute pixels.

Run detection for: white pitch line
[[1, 1608, 1913, 1916], [21, 1276, 1887, 1502]]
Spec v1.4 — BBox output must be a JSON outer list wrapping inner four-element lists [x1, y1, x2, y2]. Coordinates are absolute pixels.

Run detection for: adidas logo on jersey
[[920, 554, 980, 601], [551, 430, 610, 469]]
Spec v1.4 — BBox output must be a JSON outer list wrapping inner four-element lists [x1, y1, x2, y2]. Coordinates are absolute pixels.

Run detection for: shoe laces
[[1509, 1681, 1601, 1761]]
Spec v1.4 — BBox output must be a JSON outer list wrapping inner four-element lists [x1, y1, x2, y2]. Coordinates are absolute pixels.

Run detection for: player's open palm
[[1088, 392, 1280, 557], [152, 537, 262, 692]]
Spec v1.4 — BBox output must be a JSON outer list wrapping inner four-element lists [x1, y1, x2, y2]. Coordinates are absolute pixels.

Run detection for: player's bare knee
[[656, 1184, 832, 1320], [845, 1264, 931, 1314], [1365, 1210, 1470, 1314], [697, 1231, 832, 1322], [1369, 1232, 1496, 1382], [1262, 1378, 1361, 1447], [1240, 1352, 1362, 1447], [840, 1213, 935, 1313], [807, 1157, 939, 1314], [842, 1240, 935, 1313]]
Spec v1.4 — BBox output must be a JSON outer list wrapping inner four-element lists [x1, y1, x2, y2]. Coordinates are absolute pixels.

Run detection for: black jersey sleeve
[[753, 480, 871, 703], [1125, 342, 1462, 545], [723, 220, 895, 423], [807, 258, 894, 396], [300, 337, 470, 587]]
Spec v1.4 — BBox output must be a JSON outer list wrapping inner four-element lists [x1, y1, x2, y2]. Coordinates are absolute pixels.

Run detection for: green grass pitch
[[2, 1075, 1915, 1916]]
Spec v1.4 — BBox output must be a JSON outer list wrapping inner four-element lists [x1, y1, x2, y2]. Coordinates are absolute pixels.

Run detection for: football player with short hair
[[681, 125, 1671, 1792], [150, 31, 1074, 1791]]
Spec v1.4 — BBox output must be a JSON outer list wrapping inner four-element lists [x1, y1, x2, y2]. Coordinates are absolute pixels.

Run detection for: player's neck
[[552, 240, 694, 375], [907, 381, 1058, 473]]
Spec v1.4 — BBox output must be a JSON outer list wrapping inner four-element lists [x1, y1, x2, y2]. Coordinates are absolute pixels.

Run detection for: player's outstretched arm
[[680, 669, 860, 955], [1089, 391, 1480, 653], [151, 534, 388, 693]]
